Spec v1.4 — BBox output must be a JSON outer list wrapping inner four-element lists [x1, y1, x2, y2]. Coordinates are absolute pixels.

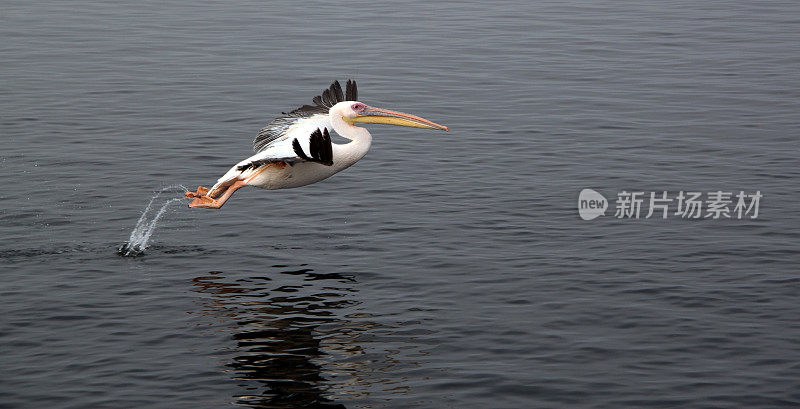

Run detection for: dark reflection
[[191, 266, 360, 409]]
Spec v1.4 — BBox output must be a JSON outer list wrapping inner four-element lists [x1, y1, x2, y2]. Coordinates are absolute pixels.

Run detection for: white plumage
[[186, 80, 448, 209]]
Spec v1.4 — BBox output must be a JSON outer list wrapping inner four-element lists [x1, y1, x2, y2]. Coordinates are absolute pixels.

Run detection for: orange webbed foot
[[186, 186, 210, 199], [187, 180, 244, 209], [189, 195, 220, 209]]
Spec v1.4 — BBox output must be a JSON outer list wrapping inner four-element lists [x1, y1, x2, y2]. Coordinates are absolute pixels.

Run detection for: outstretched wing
[[253, 79, 358, 153], [210, 124, 338, 193], [238, 128, 333, 171]]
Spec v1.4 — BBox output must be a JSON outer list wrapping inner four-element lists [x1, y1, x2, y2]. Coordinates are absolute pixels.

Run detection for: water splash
[[118, 185, 188, 257]]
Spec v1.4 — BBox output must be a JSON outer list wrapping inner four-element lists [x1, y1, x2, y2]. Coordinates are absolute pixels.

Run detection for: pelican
[[186, 80, 448, 209]]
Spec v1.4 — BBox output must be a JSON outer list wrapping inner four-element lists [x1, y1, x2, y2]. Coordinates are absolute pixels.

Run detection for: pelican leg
[[188, 181, 247, 209]]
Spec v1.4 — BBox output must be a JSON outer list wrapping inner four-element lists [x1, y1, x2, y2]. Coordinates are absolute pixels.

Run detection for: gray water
[[2, 1, 799, 408]]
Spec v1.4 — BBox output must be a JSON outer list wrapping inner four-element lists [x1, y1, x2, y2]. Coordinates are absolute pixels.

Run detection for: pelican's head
[[334, 101, 449, 131]]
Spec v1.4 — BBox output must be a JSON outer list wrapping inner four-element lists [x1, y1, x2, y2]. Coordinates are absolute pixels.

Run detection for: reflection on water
[[191, 265, 417, 408]]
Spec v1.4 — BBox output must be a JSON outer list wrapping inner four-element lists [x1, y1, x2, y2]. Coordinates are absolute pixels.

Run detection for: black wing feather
[[308, 80, 356, 110], [289, 128, 333, 166], [346, 79, 358, 101], [332, 81, 344, 102], [309, 129, 321, 160], [292, 138, 312, 162], [322, 129, 332, 165]]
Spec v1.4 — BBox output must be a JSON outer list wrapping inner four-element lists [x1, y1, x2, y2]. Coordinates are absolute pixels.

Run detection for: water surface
[[2, 1, 799, 408]]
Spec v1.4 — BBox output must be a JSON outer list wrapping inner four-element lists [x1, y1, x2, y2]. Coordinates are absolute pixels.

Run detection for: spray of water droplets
[[118, 185, 188, 257]]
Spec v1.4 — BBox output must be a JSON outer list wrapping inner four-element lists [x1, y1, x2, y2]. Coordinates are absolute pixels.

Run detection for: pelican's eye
[[351, 103, 366, 112]]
